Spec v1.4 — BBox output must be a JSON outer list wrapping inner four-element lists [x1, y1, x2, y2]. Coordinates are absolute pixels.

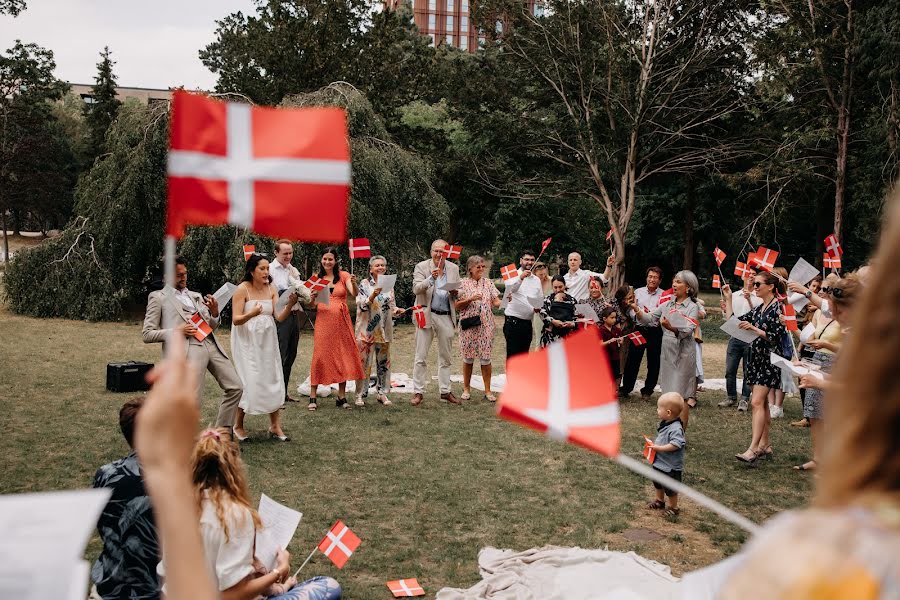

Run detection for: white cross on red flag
[[166, 91, 350, 242], [824, 233, 843, 257], [783, 302, 798, 331], [190, 313, 212, 342], [500, 264, 519, 281], [498, 328, 621, 457], [541, 238, 552, 253], [442, 244, 462, 260], [658, 288, 674, 306], [387, 579, 425, 597], [712, 274, 721, 289], [823, 253, 841, 269], [751, 246, 779, 270], [412, 305, 426, 328], [317, 520, 361, 569], [242, 245, 255, 260], [303, 275, 328, 292], [713, 246, 726, 266], [627, 331, 647, 347], [734, 261, 751, 278], [349, 238, 371, 259], [643, 436, 656, 464]]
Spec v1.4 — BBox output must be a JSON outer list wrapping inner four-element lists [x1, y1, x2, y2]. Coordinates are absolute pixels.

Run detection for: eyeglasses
[[752, 281, 764, 288], [830, 287, 845, 298]]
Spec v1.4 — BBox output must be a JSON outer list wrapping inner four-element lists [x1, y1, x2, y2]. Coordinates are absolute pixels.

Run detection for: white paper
[[527, 293, 545, 309], [788, 292, 809, 311], [575, 303, 599, 324], [789, 257, 819, 285], [438, 279, 461, 292], [770, 353, 824, 379], [0, 489, 110, 600], [314, 283, 330, 306], [212, 282, 238, 308], [720, 316, 759, 343], [664, 309, 696, 331], [65, 560, 90, 600], [275, 288, 292, 312], [255, 494, 303, 570], [375, 274, 397, 295], [799, 322, 815, 344]]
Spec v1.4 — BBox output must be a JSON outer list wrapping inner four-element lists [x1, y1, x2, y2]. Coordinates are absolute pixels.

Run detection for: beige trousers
[[412, 313, 455, 394], [187, 338, 243, 427]]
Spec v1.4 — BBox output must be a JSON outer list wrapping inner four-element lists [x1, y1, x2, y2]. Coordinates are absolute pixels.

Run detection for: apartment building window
[[428, 13, 436, 29], [461, 0, 469, 11], [460, 36, 468, 50], [445, 34, 454, 46], [461, 15, 468, 32], [446, 0, 455, 10], [428, 0, 436, 9], [446, 15, 454, 30]]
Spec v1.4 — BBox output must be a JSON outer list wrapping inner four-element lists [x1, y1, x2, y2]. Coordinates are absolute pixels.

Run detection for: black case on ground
[[106, 361, 153, 392]]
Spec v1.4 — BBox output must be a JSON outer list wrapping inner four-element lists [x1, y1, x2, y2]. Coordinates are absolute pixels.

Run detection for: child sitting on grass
[[647, 392, 686, 517]]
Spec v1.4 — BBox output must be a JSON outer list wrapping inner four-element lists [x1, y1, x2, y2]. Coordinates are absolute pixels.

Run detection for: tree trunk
[[10, 208, 20, 236], [833, 1, 854, 240], [1, 211, 8, 265], [682, 187, 695, 270]]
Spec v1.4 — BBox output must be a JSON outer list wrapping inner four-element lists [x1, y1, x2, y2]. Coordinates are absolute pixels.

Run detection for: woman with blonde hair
[[720, 201, 900, 599]]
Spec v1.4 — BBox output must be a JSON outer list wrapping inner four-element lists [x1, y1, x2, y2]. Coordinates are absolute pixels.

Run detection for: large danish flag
[[498, 329, 620, 457], [349, 238, 371, 259], [166, 91, 350, 242], [824, 233, 843, 257], [317, 520, 361, 569], [387, 579, 425, 597]]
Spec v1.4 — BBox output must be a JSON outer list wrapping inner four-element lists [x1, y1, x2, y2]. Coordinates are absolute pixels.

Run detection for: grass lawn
[[0, 303, 814, 599]]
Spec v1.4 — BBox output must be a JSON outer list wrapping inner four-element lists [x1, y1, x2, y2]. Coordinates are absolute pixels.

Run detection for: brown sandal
[[647, 500, 665, 510], [664, 507, 680, 517]]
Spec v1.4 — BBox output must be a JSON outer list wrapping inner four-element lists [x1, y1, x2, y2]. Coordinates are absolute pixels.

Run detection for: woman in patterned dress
[[308, 247, 365, 410], [455, 255, 501, 401], [539, 275, 578, 347], [723, 270, 787, 464]]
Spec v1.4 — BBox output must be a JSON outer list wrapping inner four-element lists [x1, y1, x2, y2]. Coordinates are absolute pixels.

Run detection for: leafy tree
[[83, 46, 122, 159], [0, 0, 26, 16]]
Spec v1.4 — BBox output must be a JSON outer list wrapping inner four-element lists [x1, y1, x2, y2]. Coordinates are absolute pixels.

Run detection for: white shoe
[[770, 405, 784, 418], [737, 399, 749, 412]]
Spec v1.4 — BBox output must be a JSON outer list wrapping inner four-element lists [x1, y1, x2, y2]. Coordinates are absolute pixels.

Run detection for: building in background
[[68, 83, 172, 106], [384, 0, 545, 53]]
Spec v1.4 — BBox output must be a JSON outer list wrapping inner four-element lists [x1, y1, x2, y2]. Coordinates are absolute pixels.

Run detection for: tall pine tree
[[83, 46, 121, 160]]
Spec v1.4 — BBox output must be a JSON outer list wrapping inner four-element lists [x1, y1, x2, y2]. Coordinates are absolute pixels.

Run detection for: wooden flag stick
[[163, 235, 177, 358], [615, 454, 760, 534], [293, 547, 318, 579], [716, 264, 726, 298]]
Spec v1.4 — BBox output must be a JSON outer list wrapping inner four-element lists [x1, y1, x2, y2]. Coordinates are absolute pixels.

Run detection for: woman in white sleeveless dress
[[232, 254, 298, 442]]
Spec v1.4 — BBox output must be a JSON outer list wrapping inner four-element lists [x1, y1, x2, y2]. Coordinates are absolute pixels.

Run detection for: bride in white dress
[[231, 254, 298, 442]]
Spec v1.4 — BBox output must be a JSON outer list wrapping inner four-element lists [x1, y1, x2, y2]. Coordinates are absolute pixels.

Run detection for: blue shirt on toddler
[[653, 418, 685, 473]]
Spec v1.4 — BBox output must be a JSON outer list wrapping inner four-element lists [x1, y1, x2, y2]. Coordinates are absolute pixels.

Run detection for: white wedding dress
[[231, 300, 285, 415]]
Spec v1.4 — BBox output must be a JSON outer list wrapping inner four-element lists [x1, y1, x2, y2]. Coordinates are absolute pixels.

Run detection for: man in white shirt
[[620, 267, 665, 400], [720, 264, 762, 411], [269, 240, 302, 403], [502, 250, 544, 358], [563, 252, 614, 301]]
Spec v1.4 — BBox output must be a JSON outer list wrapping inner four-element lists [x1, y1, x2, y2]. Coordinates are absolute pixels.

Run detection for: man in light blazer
[[411, 239, 461, 405], [142, 256, 242, 427]]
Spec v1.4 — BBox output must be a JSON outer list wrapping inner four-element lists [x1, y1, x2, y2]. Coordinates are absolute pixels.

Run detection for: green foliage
[[0, 0, 26, 16], [83, 46, 122, 158]]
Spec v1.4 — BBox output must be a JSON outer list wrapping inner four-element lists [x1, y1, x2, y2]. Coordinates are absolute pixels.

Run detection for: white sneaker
[[770, 405, 784, 418], [737, 398, 749, 412]]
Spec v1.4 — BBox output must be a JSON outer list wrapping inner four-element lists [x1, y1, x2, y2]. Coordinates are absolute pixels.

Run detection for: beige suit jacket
[[142, 289, 228, 357], [412, 258, 460, 329]]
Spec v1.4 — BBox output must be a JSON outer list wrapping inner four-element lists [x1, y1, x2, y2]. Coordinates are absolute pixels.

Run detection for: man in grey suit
[[411, 239, 461, 406], [142, 256, 242, 427]]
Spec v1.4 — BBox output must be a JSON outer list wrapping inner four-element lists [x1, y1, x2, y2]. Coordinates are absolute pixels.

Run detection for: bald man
[[563, 252, 614, 301]]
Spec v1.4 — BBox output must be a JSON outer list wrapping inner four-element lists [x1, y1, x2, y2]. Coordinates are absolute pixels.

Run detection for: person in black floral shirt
[[90, 397, 160, 599]]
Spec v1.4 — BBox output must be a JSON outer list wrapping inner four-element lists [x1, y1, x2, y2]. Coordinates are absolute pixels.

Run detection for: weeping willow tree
[[5, 83, 448, 320]]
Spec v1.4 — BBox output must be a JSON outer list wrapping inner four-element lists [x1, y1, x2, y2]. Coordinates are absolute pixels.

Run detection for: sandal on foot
[[485, 393, 497, 403], [792, 461, 816, 471], [664, 507, 680, 517], [376, 394, 392, 406], [307, 398, 317, 411], [647, 500, 665, 510], [354, 396, 366, 407], [336, 398, 352, 410], [686, 397, 698, 409], [735, 450, 759, 464], [460, 391, 471, 401], [762, 446, 774, 460]]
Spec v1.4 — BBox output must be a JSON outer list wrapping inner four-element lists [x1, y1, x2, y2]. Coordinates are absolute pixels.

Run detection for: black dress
[[540, 293, 577, 347], [738, 300, 787, 389]]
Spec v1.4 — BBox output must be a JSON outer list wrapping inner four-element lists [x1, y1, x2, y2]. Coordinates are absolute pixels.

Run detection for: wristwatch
[[804, 290, 812, 298]]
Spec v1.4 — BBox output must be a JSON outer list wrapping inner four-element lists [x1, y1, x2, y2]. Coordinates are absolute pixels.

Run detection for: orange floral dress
[[310, 271, 365, 386]]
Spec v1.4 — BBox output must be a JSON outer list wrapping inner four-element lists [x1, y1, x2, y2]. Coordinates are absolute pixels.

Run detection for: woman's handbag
[[460, 315, 482, 330]]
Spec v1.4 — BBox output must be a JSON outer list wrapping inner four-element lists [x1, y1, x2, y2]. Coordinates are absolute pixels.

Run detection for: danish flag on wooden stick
[[734, 261, 752, 278], [823, 253, 841, 269], [752, 246, 779, 270], [824, 233, 843, 257], [348, 238, 371, 259], [303, 275, 328, 292], [627, 331, 647, 347], [387, 579, 425, 597], [317, 520, 361, 569], [442, 244, 462, 260], [243, 245, 255, 260], [500, 264, 519, 281], [782, 303, 799, 331], [541, 238, 552, 253], [713, 247, 726, 266], [643, 437, 656, 464], [712, 274, 721, 289], [658, 288, 674, 306], [499, 329, 620, 457], [166, 91, 350, 242], [412, 305, 426, 328]]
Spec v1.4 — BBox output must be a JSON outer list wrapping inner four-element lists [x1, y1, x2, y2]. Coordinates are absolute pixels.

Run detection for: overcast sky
[[0, 0, 256, 90]]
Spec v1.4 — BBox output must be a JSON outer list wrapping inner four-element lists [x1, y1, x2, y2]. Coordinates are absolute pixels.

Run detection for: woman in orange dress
[[308, 247, 365, 410]]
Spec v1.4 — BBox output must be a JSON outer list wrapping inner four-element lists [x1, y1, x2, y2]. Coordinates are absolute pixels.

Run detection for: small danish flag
[[442, 244, 462, 260], [643, 436, 656, 464], [387, 579, 425, 597], [500, 264, 519, 281], [823, 253, 841, 269], [190, 313, 212, 342], [303, 275, 328, 292], [242, 245, 255, 260], [541, 237, 552, 253], [166, 91, 350, 242], [349, 238, 371, 259], [627, 331, 647, 346], [783, 302, 798, 331], [824, 233, 843, 257], [712, 274, 721, 289], [752, 246, 779, 270], [499, 328, 620, 457], [734, 261, 752, 278], [658, 288, 674, 306], [606, 229, 613, 242], [713, 246, 726, 266], [317, 520, 361, 569], [412, 304, 426, 328]]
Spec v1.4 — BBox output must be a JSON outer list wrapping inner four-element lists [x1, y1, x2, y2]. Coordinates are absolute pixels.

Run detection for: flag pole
[[292, 547, 318, 579], [615, 454, 760, 534], [163, 235, 177, 358]]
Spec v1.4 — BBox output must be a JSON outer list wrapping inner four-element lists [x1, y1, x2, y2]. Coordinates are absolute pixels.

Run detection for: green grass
[[0, 305, 814, 598]]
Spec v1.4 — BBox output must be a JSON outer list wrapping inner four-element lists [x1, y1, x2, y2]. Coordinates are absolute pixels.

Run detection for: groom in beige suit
[[142, 256, 242, 427], [411, 239, 461, 406]]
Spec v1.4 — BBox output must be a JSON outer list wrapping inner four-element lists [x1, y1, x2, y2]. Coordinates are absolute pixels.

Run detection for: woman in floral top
[[354, 255, 404, 407], [455, 255, 501, 401]]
